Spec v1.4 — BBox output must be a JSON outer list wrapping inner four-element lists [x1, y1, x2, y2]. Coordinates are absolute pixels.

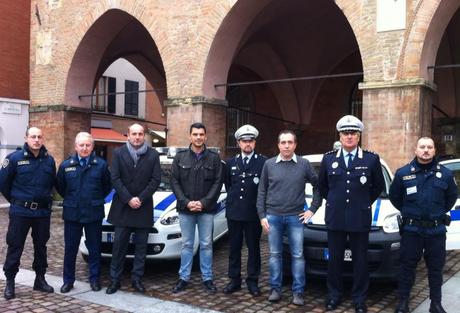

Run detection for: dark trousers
[[3, 214, 50, 279], [398, 232, 446, 302], [227, 219, 262, 284], [110, 226, 149, 281], [327, 230, 369, 303], [63, 220, 102, 284]]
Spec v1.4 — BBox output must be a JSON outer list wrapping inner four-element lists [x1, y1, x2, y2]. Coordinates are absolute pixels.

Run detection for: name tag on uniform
[[65, 167, 77, 172], [231, 166, 237, 170], [17, 160, 30, 166], [403, 174, 416, 180], [406, 186, 417, 195]]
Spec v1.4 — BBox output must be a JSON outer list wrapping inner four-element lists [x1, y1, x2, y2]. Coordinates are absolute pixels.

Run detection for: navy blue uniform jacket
[[56, 153, 112, 223], [224, 153, 266, 221], [318, 147, 385, 232], [0, 144, 56, 217], [389, 158, 457, 235]]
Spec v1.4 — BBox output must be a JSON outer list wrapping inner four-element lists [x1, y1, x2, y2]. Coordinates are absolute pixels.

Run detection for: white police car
[[79, 148, 228, 261], [284, 155, 460, 280]]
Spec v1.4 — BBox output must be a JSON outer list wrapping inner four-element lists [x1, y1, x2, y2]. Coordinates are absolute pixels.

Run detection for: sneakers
[[268, 289, 281, 302], [292, 292, 304, 306], [202, 280, 217, 294], [172, 279, 188, 293]]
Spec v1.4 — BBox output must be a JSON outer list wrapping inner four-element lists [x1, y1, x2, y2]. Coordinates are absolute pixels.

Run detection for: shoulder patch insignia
[[2, 158, 9, 168]]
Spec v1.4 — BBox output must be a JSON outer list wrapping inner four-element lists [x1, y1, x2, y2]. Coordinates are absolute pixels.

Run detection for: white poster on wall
[[377, 0, 406, 32]]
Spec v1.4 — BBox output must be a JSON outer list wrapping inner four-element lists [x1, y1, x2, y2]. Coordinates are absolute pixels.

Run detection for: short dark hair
[[190, 122, 206, 134], [278, 129, 297, 143]]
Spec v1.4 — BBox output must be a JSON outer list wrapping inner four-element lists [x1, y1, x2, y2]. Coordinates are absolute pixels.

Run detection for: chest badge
[[360, 175, 367, 185], [332, 162, 338, 169], [436, 172, 442, 178], [253, 177, 260, 184]]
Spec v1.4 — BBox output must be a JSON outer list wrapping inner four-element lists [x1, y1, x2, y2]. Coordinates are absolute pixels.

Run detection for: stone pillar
[[360, 79, 435, 172], [29, 105, 91, 165], [165, 97, 227, 151]]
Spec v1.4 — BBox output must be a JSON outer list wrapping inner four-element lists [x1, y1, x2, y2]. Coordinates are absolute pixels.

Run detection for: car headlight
[[382, 213, 400, 233], [160, 209, 180, 225]]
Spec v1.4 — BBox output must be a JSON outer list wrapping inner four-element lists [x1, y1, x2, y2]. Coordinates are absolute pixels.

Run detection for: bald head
[[127, 123, 146, 148]]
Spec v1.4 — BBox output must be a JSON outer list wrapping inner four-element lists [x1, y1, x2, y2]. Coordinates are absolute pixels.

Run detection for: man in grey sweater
[[257, 130, 322, 306]]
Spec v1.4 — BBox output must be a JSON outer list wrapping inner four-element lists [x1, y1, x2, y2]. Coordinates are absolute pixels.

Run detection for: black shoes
[[355, 303, 367, 313], [33, 275, 54, 293], [429, 301, 447, 313], [90, 281, 101, 292], [394, 298, 409, 313], [247, 283, 261, 297], [326, 299, 341, 311], [132, 280, 146, 293], [106, 281, 121, 294], [223, 280, 241, 294], [4, 279, 15, 300], [203, 280, 217, 294], [60, 282, 74, 293], [172, 279, 188, 293]]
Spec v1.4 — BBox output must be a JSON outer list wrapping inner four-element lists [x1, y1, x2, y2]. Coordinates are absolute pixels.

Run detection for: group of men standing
[[0, 116, 457, 313]]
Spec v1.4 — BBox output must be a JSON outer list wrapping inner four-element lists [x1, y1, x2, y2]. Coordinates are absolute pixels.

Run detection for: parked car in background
[[439, 158, 460, 250], [79, 147, 228, 261]]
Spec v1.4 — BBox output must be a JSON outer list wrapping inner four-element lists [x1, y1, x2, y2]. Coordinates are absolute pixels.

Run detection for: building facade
[[28, 0, 460, 170]]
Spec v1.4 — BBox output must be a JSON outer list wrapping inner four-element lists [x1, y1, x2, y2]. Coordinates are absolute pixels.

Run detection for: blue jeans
[[178, 212, 214, 281], [267, 214, 305, 293]]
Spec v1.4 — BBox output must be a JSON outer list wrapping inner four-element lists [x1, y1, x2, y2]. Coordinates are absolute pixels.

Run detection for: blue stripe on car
[[155, 193, 176, 211], [451, 210, 460, 221], [372, 198, 381, 226]]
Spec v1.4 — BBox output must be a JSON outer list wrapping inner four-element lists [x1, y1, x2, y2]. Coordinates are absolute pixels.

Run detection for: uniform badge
[[253, 177, 260, 184], [17, 160, 30, 166], [2, 158, 9, 168], [436, 172, 442, 178], [231, 166, 237, 170], [65, 167, 77, 172], [360, 176, 367, 184], [332, 162, 338, 169]]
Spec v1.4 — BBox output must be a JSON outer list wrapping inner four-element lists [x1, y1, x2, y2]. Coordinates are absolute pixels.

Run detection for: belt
[[403, 217, 445, 228], [11, 199, 51, 210]]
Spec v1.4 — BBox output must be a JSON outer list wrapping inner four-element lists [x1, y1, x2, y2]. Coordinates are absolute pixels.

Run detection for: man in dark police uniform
[[56, 132, 112, 293], [223, 124, 266, 297], [318, 115, 385, 313], [390, 137, 457, 313], [0, 127, 56, 300]]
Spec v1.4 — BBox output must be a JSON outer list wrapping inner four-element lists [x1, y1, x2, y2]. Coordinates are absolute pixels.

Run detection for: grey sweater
[[257, 155, 322, 219]]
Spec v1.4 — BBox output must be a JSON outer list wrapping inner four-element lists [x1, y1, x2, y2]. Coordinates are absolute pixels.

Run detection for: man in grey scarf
[[106, 123, 161, 294]]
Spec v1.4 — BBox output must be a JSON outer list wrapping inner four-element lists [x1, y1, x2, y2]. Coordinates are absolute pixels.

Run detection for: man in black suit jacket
[[106, 123, 161, 295]]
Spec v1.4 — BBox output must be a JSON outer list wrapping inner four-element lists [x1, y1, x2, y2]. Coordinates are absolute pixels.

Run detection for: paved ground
[[0, 207, 459, 312]]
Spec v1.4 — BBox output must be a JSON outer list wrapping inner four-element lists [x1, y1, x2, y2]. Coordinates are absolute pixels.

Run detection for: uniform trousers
[[398, 232, 446, 302], [63, 220, 102, 284], [109, 226, 149, 281], [327, 230, 369, 303], [3, 214, 50, 279], [227, 219, 262, 284]]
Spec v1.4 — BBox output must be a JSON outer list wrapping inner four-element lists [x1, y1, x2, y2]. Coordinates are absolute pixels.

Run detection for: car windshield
[[157, 163, 172, 191], [441, 161, 460, 196]]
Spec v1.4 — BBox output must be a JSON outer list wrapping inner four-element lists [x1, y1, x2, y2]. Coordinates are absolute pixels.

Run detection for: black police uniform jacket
[[318, 147, 385, 232], [0, 144, 56, 218], [170, 145, 222, 213], [56, 152, 112, 223], [389, 158, 457, 235], [224, 153, 267, 221], [107, 144, 161, 228]]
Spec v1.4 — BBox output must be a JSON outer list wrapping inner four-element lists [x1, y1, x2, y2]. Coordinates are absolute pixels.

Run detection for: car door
[[440, 159, 460, 250]]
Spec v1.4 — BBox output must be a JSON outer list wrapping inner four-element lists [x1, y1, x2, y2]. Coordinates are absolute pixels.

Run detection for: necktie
[[346, 153, 353, 168], [243, 156, 249, 169], [80, 158, 87, 167]]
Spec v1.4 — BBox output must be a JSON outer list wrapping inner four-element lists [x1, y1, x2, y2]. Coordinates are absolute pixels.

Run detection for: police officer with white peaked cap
[[223, 124, 266, 297], [318, 115, 385, 313]]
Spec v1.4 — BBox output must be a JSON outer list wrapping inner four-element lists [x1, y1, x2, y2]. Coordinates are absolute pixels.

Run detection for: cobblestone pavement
[[1, 208, 460, 312]]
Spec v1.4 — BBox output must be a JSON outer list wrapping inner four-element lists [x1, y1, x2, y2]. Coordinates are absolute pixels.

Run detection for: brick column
[[360, 79, 435, 172], [29, 106, 91, 165], [165, 97, 227, 151]]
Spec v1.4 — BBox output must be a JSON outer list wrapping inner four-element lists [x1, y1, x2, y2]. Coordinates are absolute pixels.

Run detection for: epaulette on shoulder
[[324, 150, 337, 155], [363, 149, 377, 155]]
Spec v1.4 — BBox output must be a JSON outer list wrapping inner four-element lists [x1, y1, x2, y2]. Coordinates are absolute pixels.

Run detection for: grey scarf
[[126, 141, 148, 166]]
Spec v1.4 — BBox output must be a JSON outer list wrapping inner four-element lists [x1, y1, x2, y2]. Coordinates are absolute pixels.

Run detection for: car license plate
[[103, 232, 134, 243], [323, 248, 352, 261]]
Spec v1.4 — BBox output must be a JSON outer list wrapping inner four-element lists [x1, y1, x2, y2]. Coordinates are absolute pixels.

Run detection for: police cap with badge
[[336, 115, 364, 133], [235, 124, 259, 141]]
